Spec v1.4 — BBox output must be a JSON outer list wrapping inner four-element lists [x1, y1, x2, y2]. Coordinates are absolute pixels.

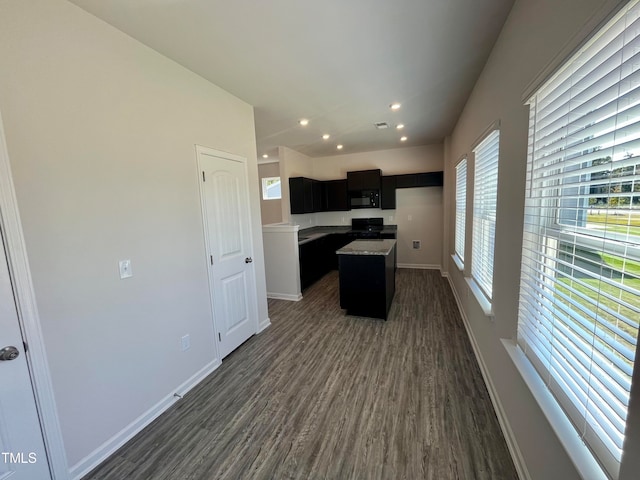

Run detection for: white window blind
[[518, 1, 640, 477], [455, 158, 468, 262], [472, 130, 500, 301]]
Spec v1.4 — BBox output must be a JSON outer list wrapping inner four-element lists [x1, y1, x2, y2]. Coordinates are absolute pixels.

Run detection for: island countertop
[[336, 239, 396, 256]]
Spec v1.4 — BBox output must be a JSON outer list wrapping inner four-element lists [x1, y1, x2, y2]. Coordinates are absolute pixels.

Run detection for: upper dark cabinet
[[290, 177, 322, 214], [381, 176, 396, 210], [347, 169, 381, 191], [323, 179, 349, 211], [395, 173, 418, 189], [394, 171, 444, 189], [416, 171, 443, 187]]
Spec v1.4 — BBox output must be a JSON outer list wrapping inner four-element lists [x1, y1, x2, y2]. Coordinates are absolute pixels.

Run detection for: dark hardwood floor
[[84, 269, 518, 480]]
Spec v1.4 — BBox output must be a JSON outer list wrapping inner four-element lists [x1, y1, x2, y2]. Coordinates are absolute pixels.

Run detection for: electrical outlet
[[412, 240, 421, 249], [119, 259, 133, 279], [408, 214, 413, 221], [181, 334, 190, 351]]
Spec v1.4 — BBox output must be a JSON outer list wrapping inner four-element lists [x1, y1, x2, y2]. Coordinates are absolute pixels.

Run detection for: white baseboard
[[69, 359, 220, 480], [257, 318, 271, 333], [445, 275, 531, 480], [267, 292, 302, 301], [397, 263, 441, 270]]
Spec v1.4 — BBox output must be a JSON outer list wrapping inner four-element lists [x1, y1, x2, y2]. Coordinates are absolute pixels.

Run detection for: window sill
[[465, 277, 493, 317], [451, 254, 464, 272], [501, 339, 608, 480]]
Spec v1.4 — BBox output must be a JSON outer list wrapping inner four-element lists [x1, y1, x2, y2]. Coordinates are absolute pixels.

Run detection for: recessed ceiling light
[[400, 136, 408, 142], [396, 124, 405, 130], [299, 119, 309, 126], [337, 144, 344, 150], [390, 103, 401, 110], [262, 154, 269, 159], [322, 134, 330, 140]]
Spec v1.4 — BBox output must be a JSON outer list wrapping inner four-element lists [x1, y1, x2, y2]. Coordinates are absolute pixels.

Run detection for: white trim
[[262, 223, 300, 233], [266, 292, 303, 301], [257, 318, 271, 333], [465, 276, 494, 318], [0, 112, 69, 478], [257, 158, 279, 165], [445, 275, 531, 480], [502, 340, 608, 480], [451, 254, 464, 272], [470, 119, 501, 152], [396, 263, 441, 270], [69, 359, 220, 480]]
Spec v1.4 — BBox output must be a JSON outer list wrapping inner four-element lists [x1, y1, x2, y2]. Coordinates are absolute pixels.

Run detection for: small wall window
[[262, 177, 281, 200]]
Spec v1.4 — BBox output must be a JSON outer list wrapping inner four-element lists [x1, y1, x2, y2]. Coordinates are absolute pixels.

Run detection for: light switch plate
[[119, 259, 133, 279]]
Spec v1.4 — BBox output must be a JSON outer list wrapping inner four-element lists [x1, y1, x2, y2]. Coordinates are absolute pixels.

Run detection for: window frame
[[261, 176, 282, 200], [453, 156, 468, 271], [469, 127, 500, 314], [517, 2, 640, 476]]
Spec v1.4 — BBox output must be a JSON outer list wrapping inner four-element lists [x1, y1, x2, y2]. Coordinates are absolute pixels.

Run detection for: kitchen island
[[336, 239, 396, 320]]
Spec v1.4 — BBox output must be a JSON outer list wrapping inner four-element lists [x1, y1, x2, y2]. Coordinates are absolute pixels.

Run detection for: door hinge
[[218, 332, 221, 342], [202, 171, 206, 182], [210, 255, 214, 265], [23, 341, 28, 353]]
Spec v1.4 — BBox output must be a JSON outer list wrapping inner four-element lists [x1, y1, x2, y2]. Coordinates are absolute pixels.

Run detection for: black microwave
[[349, 190, 379, 209]]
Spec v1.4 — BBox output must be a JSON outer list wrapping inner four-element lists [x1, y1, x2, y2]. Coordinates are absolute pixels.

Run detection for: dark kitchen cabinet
[[289, 177, 323, 214], [299, 237, 324, 290], [395, 173, 418, 188], [299, 233, 351, 290], [347, 169, 381, 191], [381, 176, 397, 210], [379, 171, 444, 209], [312, 180, 322, 212], [416, 171, 443, 187], [395, 171, 443, 189], [327, 233, 351, 269], [323, 179, 349, 211], [338, 243, 396, 320]]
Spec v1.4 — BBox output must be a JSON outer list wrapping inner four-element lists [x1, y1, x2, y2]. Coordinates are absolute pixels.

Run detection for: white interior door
[[198, 147, 258, 359], [0, 226, 50, 480]]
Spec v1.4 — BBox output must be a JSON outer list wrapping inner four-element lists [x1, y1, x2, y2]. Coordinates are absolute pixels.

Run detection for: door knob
[[0, 346, 19, 361], [245, 257, 253, 263]]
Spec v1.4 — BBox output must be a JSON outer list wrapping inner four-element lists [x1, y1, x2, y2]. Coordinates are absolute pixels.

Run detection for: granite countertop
[[336, 239, 396, 256]]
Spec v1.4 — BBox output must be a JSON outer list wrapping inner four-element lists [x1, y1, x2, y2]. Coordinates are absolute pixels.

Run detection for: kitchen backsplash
[[291, 210, 396, 228]]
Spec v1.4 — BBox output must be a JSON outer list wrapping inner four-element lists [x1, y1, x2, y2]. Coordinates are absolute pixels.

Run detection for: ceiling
[[68, 0, 515, 159]]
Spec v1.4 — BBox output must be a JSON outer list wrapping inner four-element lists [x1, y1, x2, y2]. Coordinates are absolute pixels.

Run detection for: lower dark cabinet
[[299, 237, 326, 290], [338, 243, 396, 320], [299, 233, 351, 290]]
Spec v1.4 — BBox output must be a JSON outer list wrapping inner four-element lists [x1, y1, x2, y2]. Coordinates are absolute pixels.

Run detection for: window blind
[[472, 130, 500, 301], [455, 158, 467, 262], [518, 1, 640, 477]]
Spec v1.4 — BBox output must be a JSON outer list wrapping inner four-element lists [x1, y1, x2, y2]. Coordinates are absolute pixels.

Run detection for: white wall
[[444, 0, 640, 479], [258, 162, 283, 225], [0, 0, 268, 473], [395, 187, 442, 268]]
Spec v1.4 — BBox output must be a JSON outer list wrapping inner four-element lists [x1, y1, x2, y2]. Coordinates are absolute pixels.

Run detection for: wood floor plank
[[83, 269, 518, 480]]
